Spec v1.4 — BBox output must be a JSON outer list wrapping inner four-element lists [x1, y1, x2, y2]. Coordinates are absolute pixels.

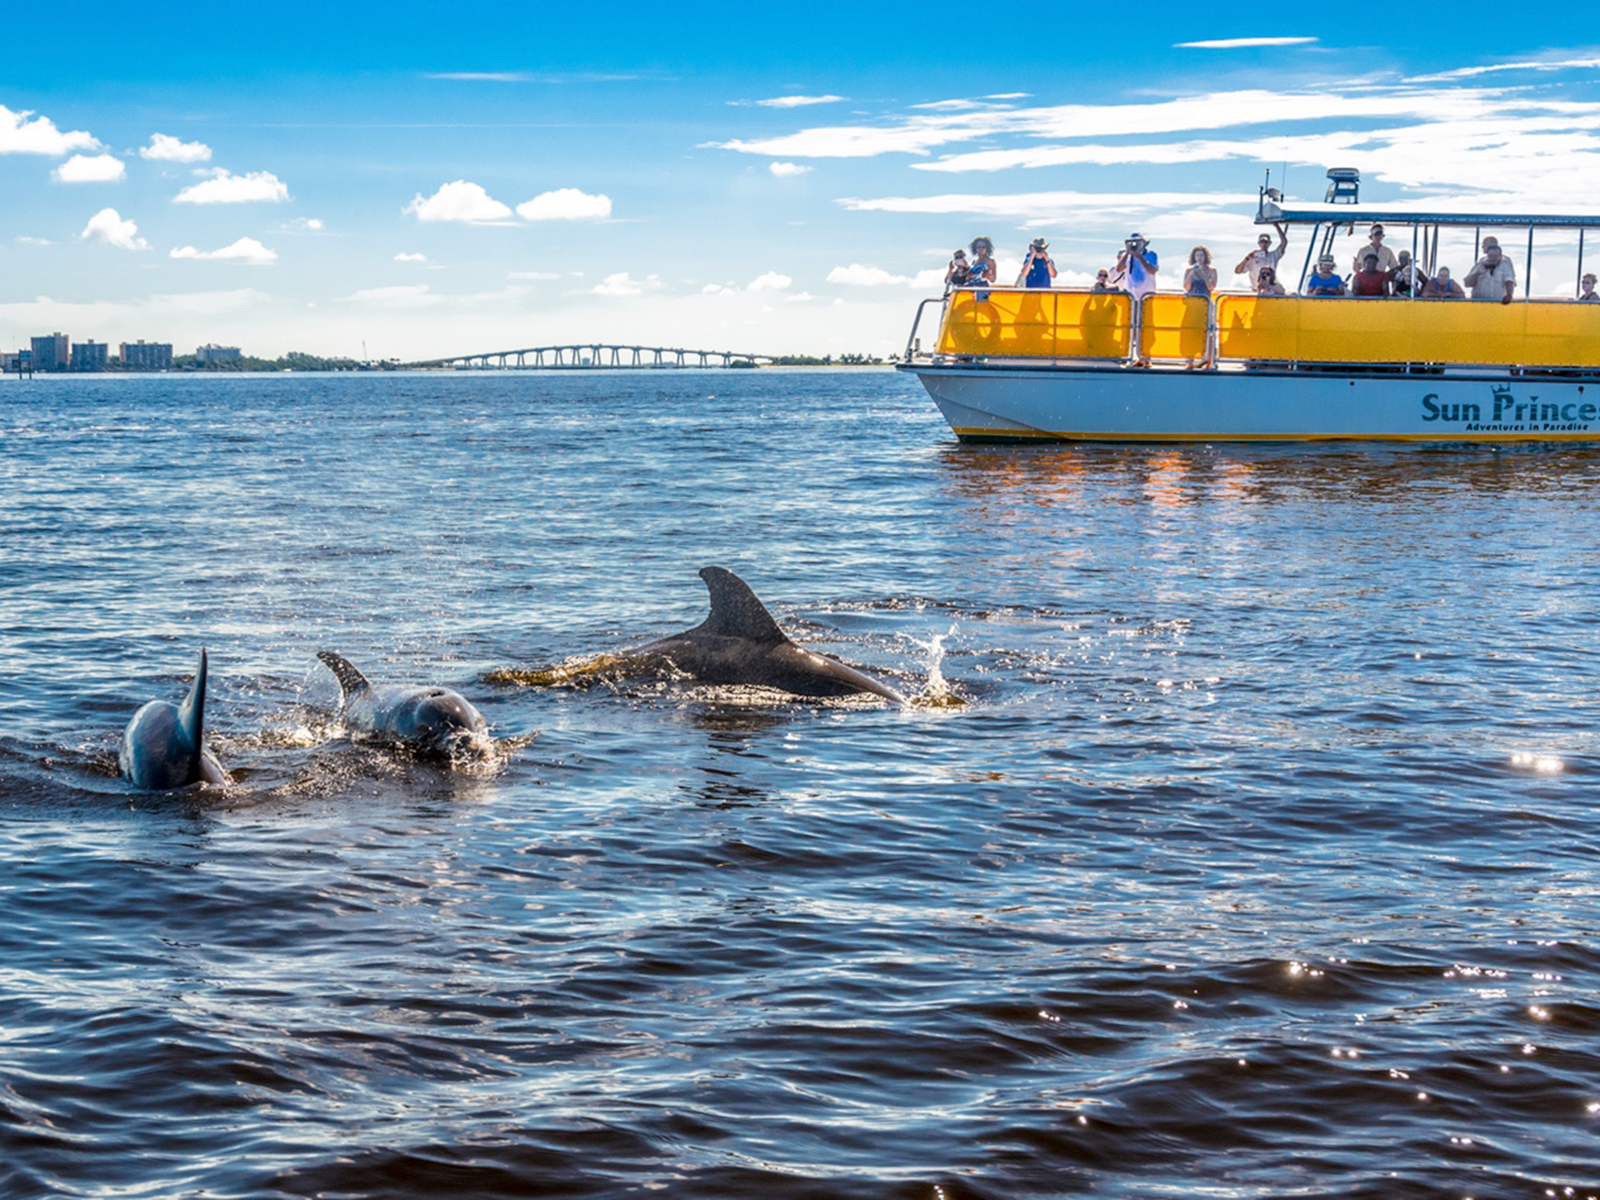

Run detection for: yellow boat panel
[[935, 288, 1600, 368]]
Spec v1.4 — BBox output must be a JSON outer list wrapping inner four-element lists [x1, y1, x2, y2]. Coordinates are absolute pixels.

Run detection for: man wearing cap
[[1021, 237, 1057, 288], [1463, 237, 1515, 304], [1352, 224, 1398, 275], [1234, 223, 1288, 288], [1304, 255, 1347, 297], [1113, 233, 1159, 299]]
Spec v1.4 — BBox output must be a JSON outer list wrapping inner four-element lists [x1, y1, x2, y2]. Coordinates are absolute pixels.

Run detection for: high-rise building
[[119, 340, 174, 371], [195, 343, 242, 365], [71, 340, 108, 372], [31, 332, 69, 371]]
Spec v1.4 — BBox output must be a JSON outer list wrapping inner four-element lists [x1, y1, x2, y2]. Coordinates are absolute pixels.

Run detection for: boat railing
[[913, 286, 1600, 372], [902, 295, 950, 362]]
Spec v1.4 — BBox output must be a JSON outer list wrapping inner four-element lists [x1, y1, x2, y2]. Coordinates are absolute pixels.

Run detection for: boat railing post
[[1525, 224, 1534, 303], [1410, 225, 1420, 300], [1296, 222, 1321, 294]]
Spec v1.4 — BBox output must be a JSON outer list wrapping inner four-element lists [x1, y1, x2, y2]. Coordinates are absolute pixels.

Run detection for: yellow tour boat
[[899, 170, 1600, 443]]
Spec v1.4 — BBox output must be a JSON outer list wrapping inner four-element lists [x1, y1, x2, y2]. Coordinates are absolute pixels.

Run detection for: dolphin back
[[690, 567, 788, 644], [317, 651, 373, 705], [119, 649, 225, 789]]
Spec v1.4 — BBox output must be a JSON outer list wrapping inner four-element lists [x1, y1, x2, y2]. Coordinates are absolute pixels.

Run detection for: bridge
[[410, 344, 775, 370]]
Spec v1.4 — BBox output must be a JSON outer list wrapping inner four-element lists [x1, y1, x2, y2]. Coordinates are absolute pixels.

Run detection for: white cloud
[[1175, 37, 1318, 49], [717, 86, 1553, 162], [841, 189, 1240, 223], [748, 271, 792, 291], [394, 252, 429, 262], [80, 208, 147, 251], [823, 263, 967, 291], [170, 237, 278, 264], [174, 168, 290, 204], [515, 188, 612, 220], [768, 161, 811, 177], [0, 105, 100, 155], [427, 72, 536, 82], [754, 95, 845, 108], [404, 180, 513, 223], [509, 270, 562, 280], [52, 153, 126, 183], [140, 133, 212, 163], [342, 284, 440, 306], [826, 264, 916, 287], [284, 217, 325, 232], [591, 272, 663, 297], [1407, 57, 1600, 82]]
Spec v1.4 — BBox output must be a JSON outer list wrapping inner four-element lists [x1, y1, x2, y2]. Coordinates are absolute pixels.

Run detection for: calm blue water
[[2, 370, 1598, 1199]]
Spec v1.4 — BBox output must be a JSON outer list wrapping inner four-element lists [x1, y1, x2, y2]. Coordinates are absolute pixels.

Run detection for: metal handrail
[[903, 295, 950, 361]]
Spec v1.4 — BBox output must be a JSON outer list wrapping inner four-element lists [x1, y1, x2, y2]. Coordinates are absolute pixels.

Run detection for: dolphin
[[599, 567, 906, 704], [119, 649, 228, 790], [316, 651, 491, 756]]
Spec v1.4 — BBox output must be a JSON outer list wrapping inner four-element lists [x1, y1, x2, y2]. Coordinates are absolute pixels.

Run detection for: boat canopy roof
[[1257, 201, 1600, 231]]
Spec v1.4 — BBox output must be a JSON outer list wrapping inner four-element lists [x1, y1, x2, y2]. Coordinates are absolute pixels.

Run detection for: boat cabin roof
[[1257, 203, 1600, 231]]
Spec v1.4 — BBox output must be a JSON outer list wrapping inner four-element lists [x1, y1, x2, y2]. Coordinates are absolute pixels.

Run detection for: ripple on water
[[3, 375, 1600, 1197]]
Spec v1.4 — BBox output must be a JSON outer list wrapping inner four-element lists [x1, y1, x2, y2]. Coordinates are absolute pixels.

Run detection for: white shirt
[[1352, 242, 1399, 274], [1239, 247, 1284, 287], [1466, 255, 1516, 300]]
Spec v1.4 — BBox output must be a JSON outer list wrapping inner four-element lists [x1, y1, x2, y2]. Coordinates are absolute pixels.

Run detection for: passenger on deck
[[1091, 269, 1115, 292], [1113, 233, 1159, 299], [1352, 224, 1399, 275], [1255, 267, 1287, 296], [1182, 246, 1217, 297], [1304, 255, 1347, 297], [1234, 224, 1288, 288], [966, 237, 998, 287], [1579, 273, 1597, 301], [1020, 237, 1056, 288], [1464, 237, 1515, 304], [1351, 253, 1392, 297], [1422, 266, 1466, 299], [1391, 250, 1425, 297], [944, 249, 969, 292]]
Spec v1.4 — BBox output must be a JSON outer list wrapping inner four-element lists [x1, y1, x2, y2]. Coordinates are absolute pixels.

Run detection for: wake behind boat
[[899, 169, 1600, 443]]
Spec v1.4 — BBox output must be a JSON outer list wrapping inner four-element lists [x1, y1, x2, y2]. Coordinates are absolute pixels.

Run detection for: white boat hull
[[902, 362, 1600, 443]]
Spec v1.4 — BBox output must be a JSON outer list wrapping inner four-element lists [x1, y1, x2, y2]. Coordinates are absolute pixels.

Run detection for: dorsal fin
[[176, 648, 208, 756], [691, 567, 788, 645], [317, 650, 372, 701]]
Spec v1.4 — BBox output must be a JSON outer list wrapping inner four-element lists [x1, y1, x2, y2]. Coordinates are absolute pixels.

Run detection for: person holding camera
[[1234, 224, 1288, 288], [1182, 246, 1217, 297], [1019, 237, 1057, 288], [1113, 233, 1159, 299], [1113, 234, 1159, 366], [1464, 236, 1515, 304], [944, 249, 970, 293], [966, 236, 997, 285]]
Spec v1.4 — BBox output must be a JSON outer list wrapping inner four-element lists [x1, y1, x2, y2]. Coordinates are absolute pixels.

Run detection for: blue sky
[[3, 1, 1598, 359]]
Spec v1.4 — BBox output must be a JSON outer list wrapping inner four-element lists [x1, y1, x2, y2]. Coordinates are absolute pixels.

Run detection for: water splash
[[909, 624, 967, 709]]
